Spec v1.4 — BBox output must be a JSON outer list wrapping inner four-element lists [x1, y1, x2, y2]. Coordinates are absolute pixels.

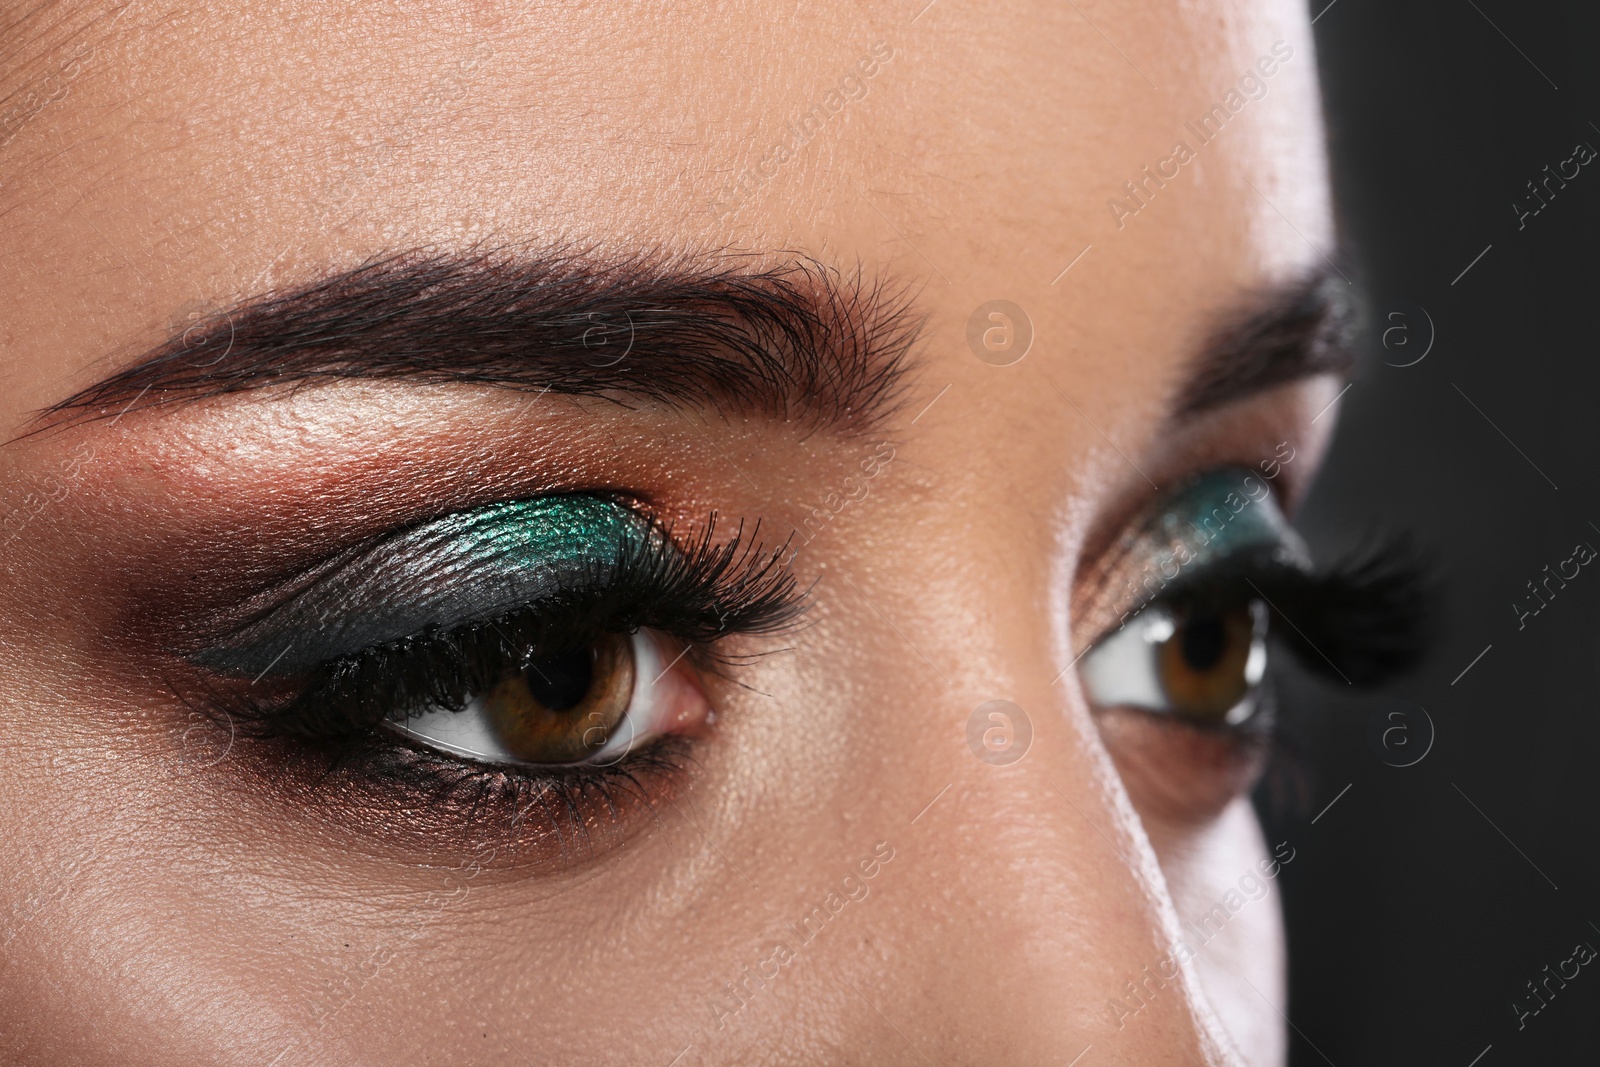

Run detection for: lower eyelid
[[1092, 703, 1274, 825], [232, 728, 700, 864]]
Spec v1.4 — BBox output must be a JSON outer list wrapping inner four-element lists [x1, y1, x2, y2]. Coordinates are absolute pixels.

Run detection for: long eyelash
[[1259, 534, 1434, 686], [1165, 533, 1434, 688], [192, 513, 804, 743], [1142, 534, 1434, 826]]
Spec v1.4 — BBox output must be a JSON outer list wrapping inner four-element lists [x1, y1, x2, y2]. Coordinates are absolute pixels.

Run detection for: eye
[[388, 630, 708, 767], [176, 496, 805, 854], [1079, 600, 1268, 728]]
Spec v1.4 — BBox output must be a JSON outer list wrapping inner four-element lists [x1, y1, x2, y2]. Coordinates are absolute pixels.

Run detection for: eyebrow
[[37, 252, 1346, 436], [36, 248, 923, 434], [1172, 267, 1356, 418]]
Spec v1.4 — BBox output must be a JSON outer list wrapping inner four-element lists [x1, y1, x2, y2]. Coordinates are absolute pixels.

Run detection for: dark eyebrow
[[1172, 267, 1356, 419], [35, 248, 922, 435]]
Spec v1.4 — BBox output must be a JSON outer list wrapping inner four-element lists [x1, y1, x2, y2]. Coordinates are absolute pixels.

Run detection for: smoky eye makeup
[[1078, 466, 1431, 736], [1102, 467, 1311, 617], [193, 495, 660, 678], [165, 490, 806, 850]]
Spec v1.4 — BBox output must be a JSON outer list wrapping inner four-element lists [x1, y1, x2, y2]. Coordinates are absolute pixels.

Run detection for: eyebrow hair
[[36, 247, 923, 435], [1172, 267, 1356, 419], [38, 251, 1346, 439]]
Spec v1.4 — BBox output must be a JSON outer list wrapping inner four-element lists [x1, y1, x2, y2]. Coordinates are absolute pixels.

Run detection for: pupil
[[523, 647, 595, 711], [1180, 614, 1227, 671]]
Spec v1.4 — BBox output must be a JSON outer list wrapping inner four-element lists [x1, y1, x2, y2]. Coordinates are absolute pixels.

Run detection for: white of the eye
[[1078, 601, 1268, 717], [1079, 605, 1176, 711], [388, 630, 667, 768], [585, 630, 663, 764], [1242, 603, 1268, 686]]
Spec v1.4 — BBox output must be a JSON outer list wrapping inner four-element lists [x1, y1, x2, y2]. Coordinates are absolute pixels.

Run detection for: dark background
[[1260, 2, 1600, 1063]]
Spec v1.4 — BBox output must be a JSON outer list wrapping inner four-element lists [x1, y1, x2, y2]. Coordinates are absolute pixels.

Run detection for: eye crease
[[191, 495, 662, 678]]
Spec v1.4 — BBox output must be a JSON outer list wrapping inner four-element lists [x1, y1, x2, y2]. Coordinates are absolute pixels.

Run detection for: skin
[[0, 1, 1342, 1064]]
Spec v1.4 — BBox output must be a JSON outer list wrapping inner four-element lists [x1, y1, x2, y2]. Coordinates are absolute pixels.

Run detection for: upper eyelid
[[1139, 544, 1312, 603], [187, 494, 805, 684], [1075, 467, 1307, 633], [190, 495, 656, 677]]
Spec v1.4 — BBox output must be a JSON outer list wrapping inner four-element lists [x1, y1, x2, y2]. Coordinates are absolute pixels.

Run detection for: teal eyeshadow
[[1152, 469, 1297, 563], [1118, 468, 1309, 597], [192, 495, 657, 677]]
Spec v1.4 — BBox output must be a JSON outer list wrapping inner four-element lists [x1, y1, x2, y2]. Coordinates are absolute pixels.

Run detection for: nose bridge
[[883, 687, 1243, 1066], [798, 448, 1243, 1063]]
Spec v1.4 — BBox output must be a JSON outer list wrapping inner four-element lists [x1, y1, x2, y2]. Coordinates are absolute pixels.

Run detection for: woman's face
[[0, 1, 1344, 1063]]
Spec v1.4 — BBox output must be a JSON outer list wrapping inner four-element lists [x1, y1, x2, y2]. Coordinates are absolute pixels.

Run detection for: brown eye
[[482, 634, 637, 764], [1155, 603, 1266, 724], [1079, 600, 1268, 727], [388, 630, 710, 769]]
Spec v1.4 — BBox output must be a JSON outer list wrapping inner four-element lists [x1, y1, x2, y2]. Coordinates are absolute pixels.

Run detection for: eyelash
[[176, 487, 1429, 848], [1169, 539, 1429, 680], [1254, 536, 1433, 685], [1118, 534, 1432, 737], [186, 514, 806, 835]]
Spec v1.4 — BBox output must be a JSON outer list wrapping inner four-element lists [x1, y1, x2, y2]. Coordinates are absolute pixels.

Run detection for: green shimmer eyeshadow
[[1113, 468, 1308, 623], [193, 495, 657, 677], [1150, 468, 1298, 565]]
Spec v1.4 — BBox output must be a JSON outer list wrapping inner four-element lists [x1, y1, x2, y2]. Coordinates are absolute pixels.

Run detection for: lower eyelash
[[376, 733, 685, 836], [235, 727, 694, 861]]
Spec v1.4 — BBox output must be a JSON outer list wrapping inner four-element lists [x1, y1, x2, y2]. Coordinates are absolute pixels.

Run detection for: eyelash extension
[[1257, 534, 1434, 686], [1243, 538, 1434, 826], [1157, 533, 1434, 688], [193, 513, 805, 745]]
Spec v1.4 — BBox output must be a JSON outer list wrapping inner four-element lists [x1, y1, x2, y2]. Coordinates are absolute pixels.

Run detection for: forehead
[[0, 0, 1328, 420]]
